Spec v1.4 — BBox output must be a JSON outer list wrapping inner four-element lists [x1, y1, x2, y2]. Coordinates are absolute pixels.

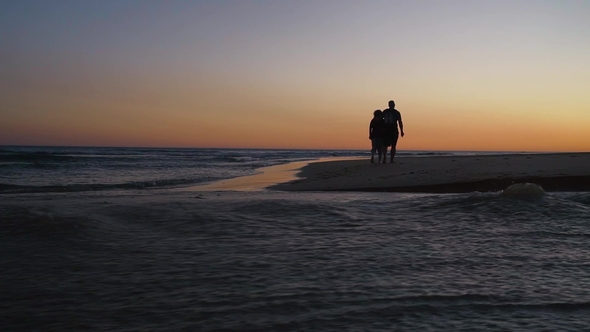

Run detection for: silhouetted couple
[[369, 100, 404, 164]]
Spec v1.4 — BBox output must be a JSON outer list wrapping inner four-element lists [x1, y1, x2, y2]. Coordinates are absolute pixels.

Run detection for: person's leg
[[377, 138, 384, 163], [383, 136, 390, 163], [390, 133, 399, 162], [371, 139, 376, 163]]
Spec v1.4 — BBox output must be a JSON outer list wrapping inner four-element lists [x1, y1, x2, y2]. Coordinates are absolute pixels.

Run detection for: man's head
[[388, 100, 395, 108]]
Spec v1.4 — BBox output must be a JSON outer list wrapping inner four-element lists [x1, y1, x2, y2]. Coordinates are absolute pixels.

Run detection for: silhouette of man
[[382, 100, 404, 163]]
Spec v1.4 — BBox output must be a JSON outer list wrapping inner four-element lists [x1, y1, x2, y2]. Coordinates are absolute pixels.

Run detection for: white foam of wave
[[500, 183, 545, 198]]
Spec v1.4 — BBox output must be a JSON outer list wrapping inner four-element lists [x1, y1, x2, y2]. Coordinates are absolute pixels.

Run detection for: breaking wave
[[500, 183, 546, 198], [0, 178, 205, 194]]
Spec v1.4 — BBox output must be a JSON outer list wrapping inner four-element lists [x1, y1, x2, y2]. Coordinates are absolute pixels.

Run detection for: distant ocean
[[2, 146, 590, 331]]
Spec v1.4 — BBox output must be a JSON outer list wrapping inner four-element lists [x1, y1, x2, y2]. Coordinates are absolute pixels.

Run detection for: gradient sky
[[1, 0, 589, 151]]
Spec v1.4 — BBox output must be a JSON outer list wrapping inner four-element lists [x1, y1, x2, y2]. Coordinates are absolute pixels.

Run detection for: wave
[[0, 151, 77, 163], [218, 156, 255, 163], [0, 178, 205, 194], [500, 183, 546, 198]]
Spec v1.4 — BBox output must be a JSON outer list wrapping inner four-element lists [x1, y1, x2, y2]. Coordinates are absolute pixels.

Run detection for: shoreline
[[185, 157, 363, 192], [323, 175, 590, 193]]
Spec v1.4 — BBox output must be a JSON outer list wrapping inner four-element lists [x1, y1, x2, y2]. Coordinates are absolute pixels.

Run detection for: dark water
[[2, 188, 590, 331]]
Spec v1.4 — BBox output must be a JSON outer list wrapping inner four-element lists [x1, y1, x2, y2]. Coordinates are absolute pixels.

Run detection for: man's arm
[[398, 113, 404, 137]]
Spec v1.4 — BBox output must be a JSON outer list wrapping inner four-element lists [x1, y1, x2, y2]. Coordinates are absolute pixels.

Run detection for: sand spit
[[270, 153, 590, 193]]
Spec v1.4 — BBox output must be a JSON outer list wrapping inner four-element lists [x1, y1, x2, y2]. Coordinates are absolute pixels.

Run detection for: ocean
[[2, 146, 590, 331]]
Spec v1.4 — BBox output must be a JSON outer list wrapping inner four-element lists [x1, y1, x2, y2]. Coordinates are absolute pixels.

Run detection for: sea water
[[1, 147, 590, 331]]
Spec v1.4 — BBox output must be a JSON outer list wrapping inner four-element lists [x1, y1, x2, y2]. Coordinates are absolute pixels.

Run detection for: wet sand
[[187, 157, 363, 192]]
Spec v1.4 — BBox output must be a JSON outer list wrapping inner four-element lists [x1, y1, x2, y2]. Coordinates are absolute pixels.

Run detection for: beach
[[4, 0, 590, 329], [270, 153, 590, 193]]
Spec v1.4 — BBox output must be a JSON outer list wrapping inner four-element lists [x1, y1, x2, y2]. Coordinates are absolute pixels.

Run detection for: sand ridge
[[270, 153, 590, 192]]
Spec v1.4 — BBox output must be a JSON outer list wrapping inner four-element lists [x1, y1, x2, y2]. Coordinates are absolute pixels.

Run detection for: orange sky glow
[[1, 1, 589, 151]]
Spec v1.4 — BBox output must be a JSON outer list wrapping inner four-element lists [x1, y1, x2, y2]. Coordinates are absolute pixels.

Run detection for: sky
[[1, 0, 589, 151]]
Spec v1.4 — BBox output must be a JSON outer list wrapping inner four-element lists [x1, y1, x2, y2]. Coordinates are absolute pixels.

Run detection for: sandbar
[[270, 153, 590, 193]]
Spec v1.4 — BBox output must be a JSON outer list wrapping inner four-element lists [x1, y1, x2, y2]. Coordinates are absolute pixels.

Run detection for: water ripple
[[2, 191, 590, 331]]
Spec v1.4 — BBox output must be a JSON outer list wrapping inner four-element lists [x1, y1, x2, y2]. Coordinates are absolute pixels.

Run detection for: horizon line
[[0, 144, 586, 154]]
